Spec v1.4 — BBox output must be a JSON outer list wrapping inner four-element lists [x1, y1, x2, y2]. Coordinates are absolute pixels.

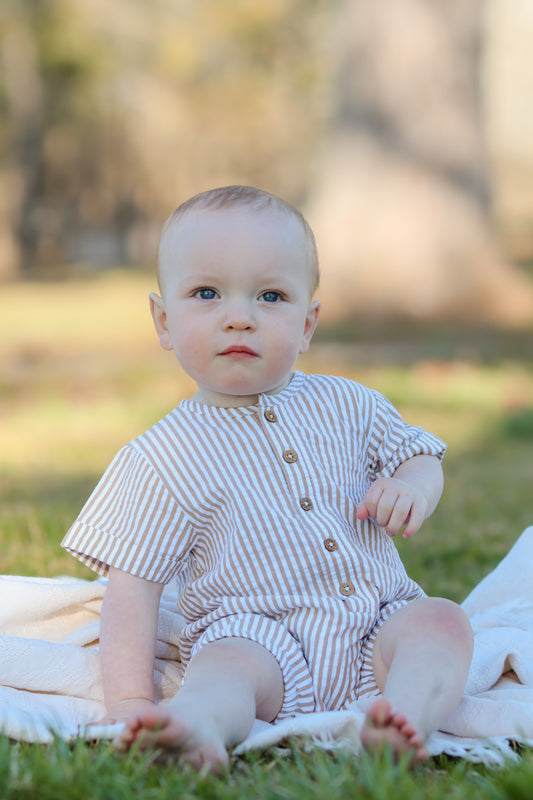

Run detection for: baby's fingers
[[380, 492, 414, 536], [357, 483, 408, 533], [357, 479, 427, 537], [400, 503, 426, 538]]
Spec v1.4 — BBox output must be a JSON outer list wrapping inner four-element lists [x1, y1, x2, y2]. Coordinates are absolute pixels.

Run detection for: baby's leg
[[117, 637, 283, 773], [362, 597, 473, 761]]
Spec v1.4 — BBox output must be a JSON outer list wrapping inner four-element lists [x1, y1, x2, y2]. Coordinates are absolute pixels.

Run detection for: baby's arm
[[99, 567, 165, 724], [356, 454, 443, 538]]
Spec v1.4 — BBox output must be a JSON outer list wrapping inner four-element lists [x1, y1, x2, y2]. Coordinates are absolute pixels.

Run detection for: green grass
[[1, 272, 533, 797], [3, 737, 533, 800]]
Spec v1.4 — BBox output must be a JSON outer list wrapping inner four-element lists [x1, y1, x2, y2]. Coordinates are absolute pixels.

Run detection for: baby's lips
[[219, 345, 258, 357]]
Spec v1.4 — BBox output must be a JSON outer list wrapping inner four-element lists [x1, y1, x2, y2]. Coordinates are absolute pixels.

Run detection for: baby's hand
[[356, 477, 428, 538], [97, 698, 156, 726]]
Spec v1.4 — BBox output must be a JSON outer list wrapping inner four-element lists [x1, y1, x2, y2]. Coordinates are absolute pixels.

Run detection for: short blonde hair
[[158, 185, 320, 295]]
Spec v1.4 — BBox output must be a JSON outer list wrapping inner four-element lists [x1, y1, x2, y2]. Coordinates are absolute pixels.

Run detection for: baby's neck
[[190, 389, 260, 409], [191, 373, 294, 408]]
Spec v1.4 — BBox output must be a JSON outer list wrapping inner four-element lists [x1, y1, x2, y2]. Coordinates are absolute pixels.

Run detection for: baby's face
[[151, 206, 320, 407]]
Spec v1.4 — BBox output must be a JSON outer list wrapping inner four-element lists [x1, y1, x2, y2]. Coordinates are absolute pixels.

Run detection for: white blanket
[[1, 527, 533, 766]]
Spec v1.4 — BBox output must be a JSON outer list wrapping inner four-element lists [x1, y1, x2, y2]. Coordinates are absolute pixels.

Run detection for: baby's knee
[[195, 636, 278, 674], [420, 598, 473, 650], [192, 637, 284, 720]]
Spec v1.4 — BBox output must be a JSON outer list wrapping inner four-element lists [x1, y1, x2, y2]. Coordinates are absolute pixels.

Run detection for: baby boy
[[62, 185, 473, 771]]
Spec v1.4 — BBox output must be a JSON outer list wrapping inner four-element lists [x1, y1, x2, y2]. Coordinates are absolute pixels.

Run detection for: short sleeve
[[367, 390, 447, 480], [61, 444, 191, 583]]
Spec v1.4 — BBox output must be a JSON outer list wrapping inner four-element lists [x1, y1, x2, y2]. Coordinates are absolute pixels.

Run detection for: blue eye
[[196, 288, 218, 300], [261, 291, 281, 303]]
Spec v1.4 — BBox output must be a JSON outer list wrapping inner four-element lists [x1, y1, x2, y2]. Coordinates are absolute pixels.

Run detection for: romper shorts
[[185, 594, 422, 720]]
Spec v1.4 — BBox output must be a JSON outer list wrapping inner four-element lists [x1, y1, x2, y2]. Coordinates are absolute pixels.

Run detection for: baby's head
[[157, 185, 320, 299], [151, 185, 321, 406]]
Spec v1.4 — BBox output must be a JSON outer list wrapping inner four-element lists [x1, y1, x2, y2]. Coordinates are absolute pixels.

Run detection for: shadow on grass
[[314, 317, 533, 366], [2, 471, 98, 508]]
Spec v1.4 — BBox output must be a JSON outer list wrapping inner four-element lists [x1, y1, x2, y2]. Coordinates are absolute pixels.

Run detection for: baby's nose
[[224, 316, 255, 331], [223, 300, 256, 330]]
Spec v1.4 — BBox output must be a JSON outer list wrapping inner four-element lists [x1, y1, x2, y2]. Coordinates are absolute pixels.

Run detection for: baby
[[62, 185, 473, 771]]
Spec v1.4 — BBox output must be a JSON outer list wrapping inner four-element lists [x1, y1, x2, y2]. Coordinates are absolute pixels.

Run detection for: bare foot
[[116, 702, 229, 774], [360, 698, 429, 763]]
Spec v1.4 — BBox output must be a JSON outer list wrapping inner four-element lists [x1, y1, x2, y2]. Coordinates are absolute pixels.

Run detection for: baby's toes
[[115, 720, 141, 750], [367, 697, 393, 727], [390, 710, 409, 731]]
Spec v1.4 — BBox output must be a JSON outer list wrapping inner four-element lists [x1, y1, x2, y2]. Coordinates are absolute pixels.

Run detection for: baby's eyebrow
[[181, 275, 219, 288]]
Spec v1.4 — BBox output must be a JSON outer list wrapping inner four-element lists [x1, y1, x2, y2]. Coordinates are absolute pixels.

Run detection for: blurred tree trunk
[[0, 13, 47, 274], [308, 0, 533, 325]]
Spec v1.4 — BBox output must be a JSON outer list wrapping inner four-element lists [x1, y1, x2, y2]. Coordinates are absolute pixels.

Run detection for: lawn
[[1, 271, 533, 798]]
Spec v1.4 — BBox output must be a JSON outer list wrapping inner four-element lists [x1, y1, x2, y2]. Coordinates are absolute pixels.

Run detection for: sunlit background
[[1, 0, 532, 587], [2, 0, 533, 318]]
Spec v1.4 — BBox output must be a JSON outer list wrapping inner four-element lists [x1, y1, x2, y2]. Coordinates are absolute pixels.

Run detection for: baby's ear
[[149, 292, 173, 351], [299, 300, 321, 354]]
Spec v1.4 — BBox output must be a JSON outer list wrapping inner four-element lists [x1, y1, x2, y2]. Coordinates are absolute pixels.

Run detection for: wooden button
[[324, 538, 338, 552], [283, 449, 298, 463], [300, 497, 313, 511], [340, 580, 355, 597], [264, 409, 278, 423]]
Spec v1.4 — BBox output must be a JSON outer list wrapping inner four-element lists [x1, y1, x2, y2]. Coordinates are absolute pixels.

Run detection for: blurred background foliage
[[0, 0, 532, 326], [0, 0, 330, 274]]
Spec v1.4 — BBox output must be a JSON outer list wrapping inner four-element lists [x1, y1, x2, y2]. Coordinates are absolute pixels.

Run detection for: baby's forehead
[[160, 205, 303, 264], [164, 203, 299, 239], [158, 203, 318, 295]]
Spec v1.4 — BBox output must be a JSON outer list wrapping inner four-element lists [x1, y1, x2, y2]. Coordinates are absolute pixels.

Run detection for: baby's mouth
[[218, 345, 258, 359]]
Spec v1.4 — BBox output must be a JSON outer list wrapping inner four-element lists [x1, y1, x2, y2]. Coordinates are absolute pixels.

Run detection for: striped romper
[[62, 371, 446, 719]]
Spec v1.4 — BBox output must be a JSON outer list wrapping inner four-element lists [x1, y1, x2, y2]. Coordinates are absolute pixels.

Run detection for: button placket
[[281, 450, 314, 513], [259, 400, 316, 517]]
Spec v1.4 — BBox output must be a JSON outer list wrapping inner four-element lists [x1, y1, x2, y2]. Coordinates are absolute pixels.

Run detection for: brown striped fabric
[[62, 371, 446, 717]]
